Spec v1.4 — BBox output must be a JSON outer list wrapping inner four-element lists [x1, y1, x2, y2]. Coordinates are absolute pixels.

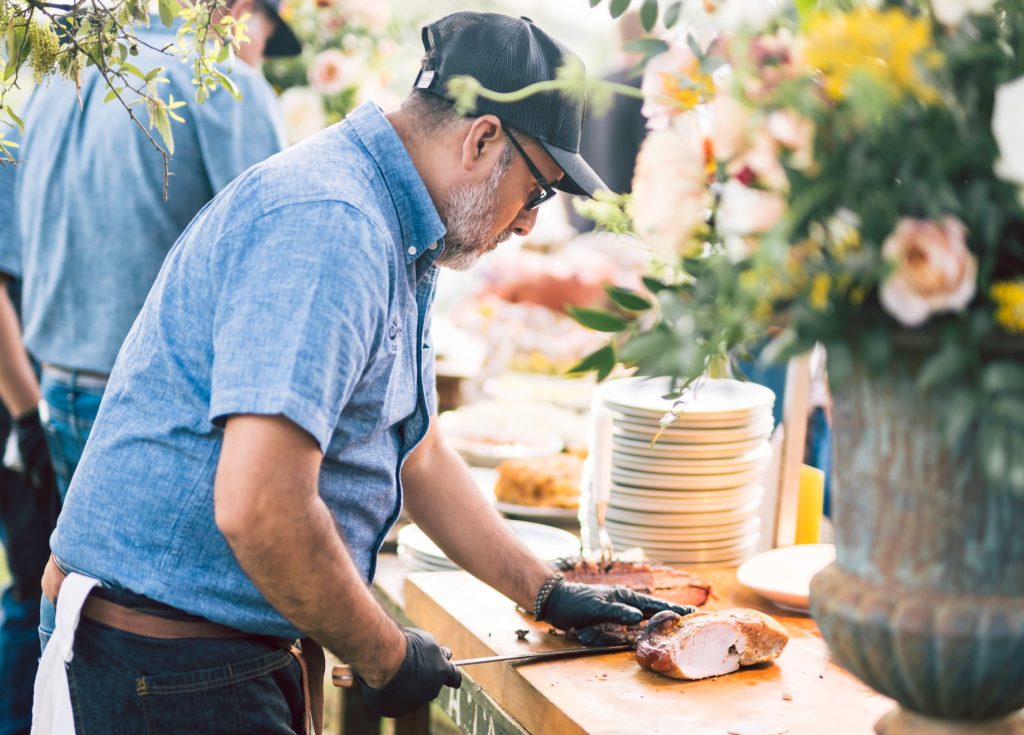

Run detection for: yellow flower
[[809, 273, 832, 311], [802, 7, 942, 104], [992, 280, 1024, 333]]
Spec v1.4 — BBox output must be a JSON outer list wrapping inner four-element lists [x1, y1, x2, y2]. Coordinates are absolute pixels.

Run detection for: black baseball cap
[[414, 12, 608, 198], [260, 0, 301, 57]]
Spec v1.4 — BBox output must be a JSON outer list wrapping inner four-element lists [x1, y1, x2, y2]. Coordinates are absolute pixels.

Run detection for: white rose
[[993, 75, 1024, 186], [279, 87, 327, 144], [930, 0, 996, 25], [629, 113, 712, 259], [717, 179, 786, 237], [710, 0, 781, 33], [879, 216, 978, 327]]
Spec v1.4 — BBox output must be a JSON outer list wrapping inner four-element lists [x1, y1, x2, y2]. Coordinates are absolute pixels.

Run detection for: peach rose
[[766, 109, 815, 171], [307, 49, 364, 96], [279, 87, 327, 144], [879, 216, 978, 327], [629, 113, 712, 259], [709, 92, 752, 163], [641, 36, 710, 130]]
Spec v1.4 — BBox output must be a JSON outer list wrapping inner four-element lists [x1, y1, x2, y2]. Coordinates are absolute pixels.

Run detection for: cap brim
[[264, 11, 302, 57], [538, 141, 608, 198]]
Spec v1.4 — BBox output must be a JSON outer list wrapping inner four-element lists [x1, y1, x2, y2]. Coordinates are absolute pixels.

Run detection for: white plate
[[611, 443, 771, 475], [612, 435, 768, 460], [736, 543, 836, 613], [600, 377, 775, 417], [610, 404, 770, 429], [631, 537, 761, 565], [449, 435, 563, 468], [610, 483, 762, 500], [610, 468, 766, 491], [604, 517, 760, 541], [610, 486, 764, 513], [494, 501, 579, 522], [613, 418, 774, 445], [605, 500, 761, 528], [607, 532, 761, 553], [396, 521, 580, 566]]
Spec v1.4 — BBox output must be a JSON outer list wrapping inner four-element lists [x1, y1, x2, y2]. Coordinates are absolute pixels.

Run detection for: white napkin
[[32, 573, 100, 735]]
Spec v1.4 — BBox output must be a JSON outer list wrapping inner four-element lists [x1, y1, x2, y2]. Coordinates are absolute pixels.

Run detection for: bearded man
[[36, 12, 695, 734]]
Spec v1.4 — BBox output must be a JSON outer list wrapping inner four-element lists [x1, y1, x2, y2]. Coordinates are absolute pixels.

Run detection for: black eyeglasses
[[504, 128, 557, 210]]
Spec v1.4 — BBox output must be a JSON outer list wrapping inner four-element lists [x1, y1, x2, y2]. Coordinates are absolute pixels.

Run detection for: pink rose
[[307, 50, 362, 96], [879, 216, 978, 327], [709, 92, 752, 163], [766, 109, 815, 171]]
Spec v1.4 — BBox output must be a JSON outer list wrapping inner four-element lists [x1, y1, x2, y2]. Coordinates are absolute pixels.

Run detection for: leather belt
[[43, 557, 324, 735]]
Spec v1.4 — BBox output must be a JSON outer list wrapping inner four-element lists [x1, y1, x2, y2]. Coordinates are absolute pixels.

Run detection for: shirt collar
[[344, 102, 447, 264]]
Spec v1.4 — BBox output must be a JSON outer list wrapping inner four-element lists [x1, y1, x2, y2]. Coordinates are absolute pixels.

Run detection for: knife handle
[[332, 665, 357, 688]]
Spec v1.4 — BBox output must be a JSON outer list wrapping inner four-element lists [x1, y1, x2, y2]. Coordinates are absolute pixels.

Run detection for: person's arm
[[402, 419, 552, 609], [214, 413, 406, 685], [404, 419, 701, 630], [214, 413, 460, 719], [0, 274, 39, 417]]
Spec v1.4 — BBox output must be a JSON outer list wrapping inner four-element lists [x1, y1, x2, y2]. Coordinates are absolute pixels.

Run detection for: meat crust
[[635, 608, 788, 680], [556, 558, 712, 607]]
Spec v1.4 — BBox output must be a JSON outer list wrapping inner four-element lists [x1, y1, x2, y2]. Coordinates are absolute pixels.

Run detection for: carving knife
[[332, 643, 633, 688]]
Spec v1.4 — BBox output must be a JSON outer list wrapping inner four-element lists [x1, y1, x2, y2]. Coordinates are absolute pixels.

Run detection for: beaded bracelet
[[531, 572, 565, 620]]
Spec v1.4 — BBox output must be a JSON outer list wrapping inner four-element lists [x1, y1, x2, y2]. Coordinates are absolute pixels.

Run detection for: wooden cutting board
[[402, 567, 893, 735]]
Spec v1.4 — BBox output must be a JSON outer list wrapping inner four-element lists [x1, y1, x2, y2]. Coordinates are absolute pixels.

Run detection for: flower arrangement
[[563, 0, 1024, 492], [263, 0, 399, 143]]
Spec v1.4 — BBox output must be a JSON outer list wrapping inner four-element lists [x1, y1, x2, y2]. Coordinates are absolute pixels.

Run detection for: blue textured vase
[[809, 358, 1024, 731]]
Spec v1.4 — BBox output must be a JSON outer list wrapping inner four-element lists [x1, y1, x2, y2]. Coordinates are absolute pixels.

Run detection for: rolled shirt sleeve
[[208, 201, 390, 452]]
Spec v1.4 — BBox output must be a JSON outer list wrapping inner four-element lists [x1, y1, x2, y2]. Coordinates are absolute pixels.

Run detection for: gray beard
[[436, 159, 514, 271]]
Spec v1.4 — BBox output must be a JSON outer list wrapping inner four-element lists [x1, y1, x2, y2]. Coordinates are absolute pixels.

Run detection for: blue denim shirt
[[5, 27, 286, 373], [0, 128, 20, 280], [52, 103, 446, 639]]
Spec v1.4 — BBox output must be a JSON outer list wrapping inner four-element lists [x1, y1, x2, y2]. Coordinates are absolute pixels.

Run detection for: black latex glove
[[13, 408, 57, 498], [537, 580, 697, 632], [359, 628, 462, 718]]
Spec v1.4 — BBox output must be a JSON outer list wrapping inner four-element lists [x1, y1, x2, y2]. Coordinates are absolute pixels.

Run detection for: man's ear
[[227, 0, 256, 20], [459, 115, 503, 174]]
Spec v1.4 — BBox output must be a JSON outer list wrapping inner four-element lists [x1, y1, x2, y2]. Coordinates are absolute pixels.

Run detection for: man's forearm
[[403, 436, 552, 611], [215, 415, 405, 687], [0, 280, 40, 417]]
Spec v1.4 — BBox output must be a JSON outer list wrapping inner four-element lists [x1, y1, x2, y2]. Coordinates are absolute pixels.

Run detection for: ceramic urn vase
[[809, 358, 1024, 734]]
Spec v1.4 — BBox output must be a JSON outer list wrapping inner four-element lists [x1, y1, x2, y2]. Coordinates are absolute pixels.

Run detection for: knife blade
[[332, 644, 633, 688]]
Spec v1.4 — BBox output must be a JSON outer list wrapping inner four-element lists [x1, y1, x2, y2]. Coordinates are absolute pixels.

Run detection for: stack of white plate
[[599, 377, 775, 565], [397, 520, 580, 572]]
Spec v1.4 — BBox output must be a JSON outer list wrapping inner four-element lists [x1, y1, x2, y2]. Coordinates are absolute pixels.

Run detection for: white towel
[[31, 573, 100, 735]]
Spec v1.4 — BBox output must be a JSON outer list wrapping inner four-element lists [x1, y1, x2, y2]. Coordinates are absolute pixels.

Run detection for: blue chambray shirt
[[52, 103, 446, 639], [7, 26, 285, 373], [0, 130, 20, 280]]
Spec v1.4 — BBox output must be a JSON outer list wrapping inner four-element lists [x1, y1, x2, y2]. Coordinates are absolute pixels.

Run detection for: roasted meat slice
[[553, 558, 713, 646], [556, 558, 713, 608], [635, 608, 788, 680]]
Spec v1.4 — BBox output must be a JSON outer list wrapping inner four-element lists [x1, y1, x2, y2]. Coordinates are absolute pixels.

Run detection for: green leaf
[[150, 104, 174, 155], [3, 105, 24, 132], [103, 87, 120, 103], [618, 330, 673, 365], [610, 0, 632, 19], [916, 344, 969, 393], [212, 70, 241, 100], [942, 390, 978, 445], [605, 285, 652, 312], [589, 0, 603, 6], [566, 306, 629, 333], [158, 0, 179, 28], [641, 276, 669, 294], [568, 344, 617, 381], [622, 38, 669, 55], [663, 0, 682, 28], [686, 32, 703, 60], [982, 361, 1024, 395], [640, 0, 659, 31]]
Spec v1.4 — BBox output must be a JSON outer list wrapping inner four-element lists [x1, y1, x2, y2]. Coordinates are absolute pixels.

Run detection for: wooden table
[[363, 556, 893, 735]]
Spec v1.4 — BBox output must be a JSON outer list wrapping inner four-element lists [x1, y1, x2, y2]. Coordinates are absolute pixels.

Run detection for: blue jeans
[[40, 370, 106, 500], [39, 587, 307, 733], [0, 496, 37, 735]]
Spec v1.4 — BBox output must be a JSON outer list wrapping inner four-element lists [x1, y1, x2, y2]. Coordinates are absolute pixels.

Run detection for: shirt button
[[428, 242, 438, 251], [407, 246, 417, 256], [389, 325, 398, 339]]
